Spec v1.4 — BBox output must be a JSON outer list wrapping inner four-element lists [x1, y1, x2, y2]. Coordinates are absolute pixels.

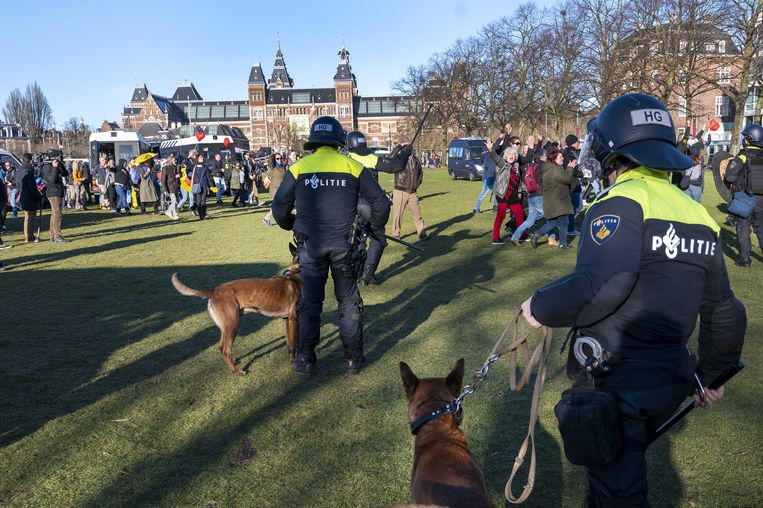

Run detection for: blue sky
[[2, 0, 555, 129]]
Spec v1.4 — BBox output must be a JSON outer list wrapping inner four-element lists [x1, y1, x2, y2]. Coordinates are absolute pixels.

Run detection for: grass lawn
[[0, 169, 761, 507]]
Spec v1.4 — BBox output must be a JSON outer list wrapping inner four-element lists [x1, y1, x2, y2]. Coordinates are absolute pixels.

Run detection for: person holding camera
[[41, 157, 69, 243], [520, 94, 746, 507], [15, 154, 43, 243]]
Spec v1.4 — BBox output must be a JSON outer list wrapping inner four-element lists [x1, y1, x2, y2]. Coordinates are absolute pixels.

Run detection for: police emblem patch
[[590, 215, 620, 245]]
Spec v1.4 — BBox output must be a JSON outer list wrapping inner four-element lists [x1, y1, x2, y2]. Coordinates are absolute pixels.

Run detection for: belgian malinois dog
[[171, 244, 301, 375], [399, 359, 494, 508]]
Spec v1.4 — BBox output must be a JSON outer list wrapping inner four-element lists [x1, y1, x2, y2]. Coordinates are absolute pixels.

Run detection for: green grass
[[0, 170, 761, 507]]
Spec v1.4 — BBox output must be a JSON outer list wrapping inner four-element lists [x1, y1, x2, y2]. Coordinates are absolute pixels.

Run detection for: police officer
[[272, 117, 391, 375], [346, 130, 411, 285], [519, 94, 746, 507], [724, 124, 763, 268]]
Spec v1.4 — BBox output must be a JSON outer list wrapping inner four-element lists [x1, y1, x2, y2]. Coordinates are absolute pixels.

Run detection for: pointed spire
[[269, 40, 293, 88]]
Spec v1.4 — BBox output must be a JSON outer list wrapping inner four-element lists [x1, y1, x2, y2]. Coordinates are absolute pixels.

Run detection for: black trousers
[[735, 194, 763, 263], [140, 201, 158, 214], [231, 188, 246, 206], [192, 190, 208, 220], [357, 200, 387, 278], [586, 355, 694, 507], [296, 241, 363, 357]]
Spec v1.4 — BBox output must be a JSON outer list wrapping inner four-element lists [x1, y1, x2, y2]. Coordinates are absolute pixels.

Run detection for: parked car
[[446, 137, 487, 181]]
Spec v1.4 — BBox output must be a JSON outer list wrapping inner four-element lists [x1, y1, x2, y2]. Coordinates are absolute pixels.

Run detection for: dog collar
[[409, 399, 462, 435]]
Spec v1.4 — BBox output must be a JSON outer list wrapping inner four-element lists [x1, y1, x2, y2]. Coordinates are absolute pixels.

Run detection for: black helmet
[[303, 116, 346, 150], [582, 93, 692, 173], [742, 124, 763, 148], [346, 130, 372, 155]]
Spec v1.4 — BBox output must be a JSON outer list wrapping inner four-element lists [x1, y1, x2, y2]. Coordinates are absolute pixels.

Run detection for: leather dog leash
[[480, 308, 553, 504]]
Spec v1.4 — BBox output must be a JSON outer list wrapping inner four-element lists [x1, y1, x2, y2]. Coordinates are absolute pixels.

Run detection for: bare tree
[[535, 2, 587, 139], [2, 88, 25, 125], [481, 3, 546, 135], [576, 0, 632, 109], [674, 0, 763, 148], [2, 82, 53, 143]]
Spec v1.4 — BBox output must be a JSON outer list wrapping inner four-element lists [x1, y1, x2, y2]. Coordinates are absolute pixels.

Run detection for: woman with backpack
[[491, 147, 524, 245], [528, 148, 576, 249], [510, 150, 546, 245]]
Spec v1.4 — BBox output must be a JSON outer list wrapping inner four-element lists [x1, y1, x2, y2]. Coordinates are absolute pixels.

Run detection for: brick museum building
[[121, 45, 412, 150]]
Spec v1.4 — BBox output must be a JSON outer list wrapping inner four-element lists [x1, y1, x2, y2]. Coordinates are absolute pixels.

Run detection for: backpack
[[525, 162, 541, 194], [494, 161, 510, 199]]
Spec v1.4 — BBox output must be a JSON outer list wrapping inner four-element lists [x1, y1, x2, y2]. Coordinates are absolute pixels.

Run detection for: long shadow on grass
[[378, 212, 477, 281], [2, 232, 193, 270], [80, 233, 503, 505], [83, 353, 343, 506], [0, 262, 281, 448]]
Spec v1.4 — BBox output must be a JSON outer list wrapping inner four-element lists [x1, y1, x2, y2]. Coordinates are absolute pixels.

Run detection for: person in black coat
[[190, 154, 214, 220], [114, 160, 132, 215], [15, 153, 43, 243], [41, 157, 69, 242]]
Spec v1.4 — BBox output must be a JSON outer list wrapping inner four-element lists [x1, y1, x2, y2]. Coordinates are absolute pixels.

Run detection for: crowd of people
[[0, 148, 303, 270], [476, 123, 721, 252]]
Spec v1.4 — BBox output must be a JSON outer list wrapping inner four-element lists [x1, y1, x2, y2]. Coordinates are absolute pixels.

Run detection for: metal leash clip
[[573, 336, 611, 377]]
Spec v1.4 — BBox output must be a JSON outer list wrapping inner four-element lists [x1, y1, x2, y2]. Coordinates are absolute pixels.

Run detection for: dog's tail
[[171, 273, 215, 299]]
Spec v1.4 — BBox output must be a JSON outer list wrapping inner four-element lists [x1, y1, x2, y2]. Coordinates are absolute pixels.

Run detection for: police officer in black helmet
[[346, 130, 411, 285], [272, 117, 391, 375], [519, 93, 746, 507], [724, 124, 763, 267]]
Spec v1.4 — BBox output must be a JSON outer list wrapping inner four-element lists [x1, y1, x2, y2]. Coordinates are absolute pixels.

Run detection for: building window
[[196, 106, 210, 119], [715, 96, 729, 117], [705, 42, 715, 52], [225, 105, 239, 118], [278, 108, 287, 117], [745, 94, 757, 115], [367, 101, 381, 114], [678, 97, 687, 117], [253, 108, 263, 120], [717, 67, 731, 84], [291, 92, 311, 104], [718, 40, 726, 53], [211, 105, 225, 118], [340, 105, 350, 118]]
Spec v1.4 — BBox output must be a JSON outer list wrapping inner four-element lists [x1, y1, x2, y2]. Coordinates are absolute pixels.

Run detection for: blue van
[[446, 137, 488, 180]]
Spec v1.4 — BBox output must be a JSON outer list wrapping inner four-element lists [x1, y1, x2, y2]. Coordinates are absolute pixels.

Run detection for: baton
[[372, 231, 424, 252], [647, 360, 745, 446], [409, 104, 433, 148]]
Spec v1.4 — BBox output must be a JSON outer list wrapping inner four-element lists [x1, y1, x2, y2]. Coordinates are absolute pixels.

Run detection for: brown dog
[[399, 359, 494, 508], [171, 244, 301, 375]]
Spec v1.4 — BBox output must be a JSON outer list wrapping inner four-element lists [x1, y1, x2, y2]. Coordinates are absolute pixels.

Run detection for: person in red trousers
[[492, 147, 525, 245]]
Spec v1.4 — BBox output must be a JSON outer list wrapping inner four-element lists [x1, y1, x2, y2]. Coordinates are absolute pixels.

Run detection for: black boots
[[291, 351, 316, 375], [346, 350, 367, 374]]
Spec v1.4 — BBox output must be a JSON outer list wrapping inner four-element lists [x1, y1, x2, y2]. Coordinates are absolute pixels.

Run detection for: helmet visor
[[577, 133, 593, 178]]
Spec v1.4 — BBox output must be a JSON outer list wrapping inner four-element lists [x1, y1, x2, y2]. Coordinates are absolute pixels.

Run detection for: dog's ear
[[446, 358, 465, 397], [399, 362, 419, 400], [289, 242, 298, 258]]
